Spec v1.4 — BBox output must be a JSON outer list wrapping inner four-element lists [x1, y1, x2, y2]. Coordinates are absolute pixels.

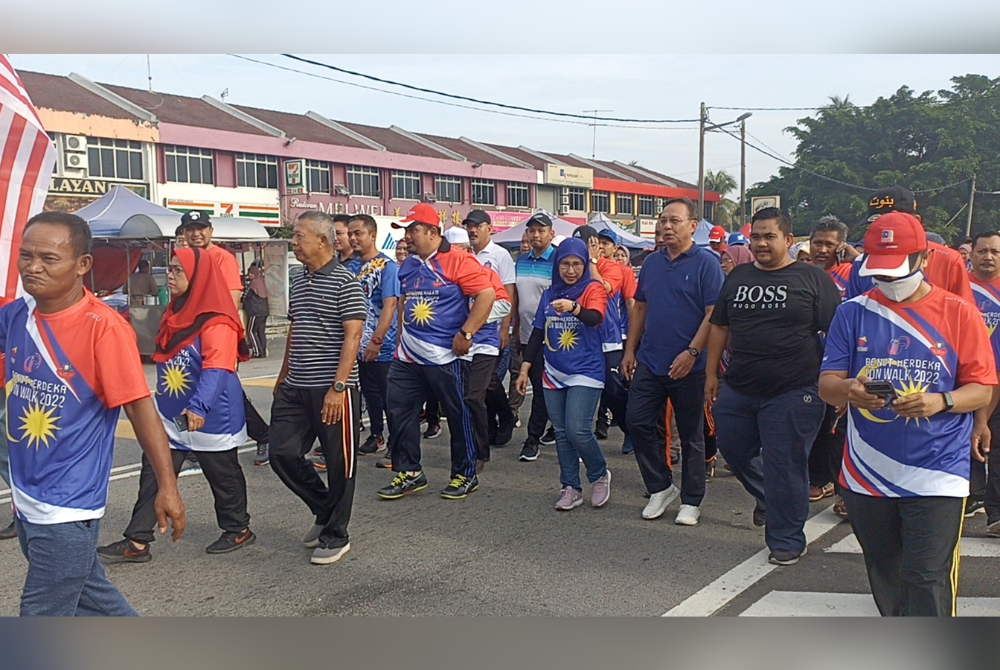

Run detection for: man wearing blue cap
[[728, 232, 749, 247]]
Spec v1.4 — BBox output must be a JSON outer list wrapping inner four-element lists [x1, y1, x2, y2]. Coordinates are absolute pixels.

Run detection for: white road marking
[[827, 533, 1000, 557], [662, 508, 844, 617], [740, 591, 1000, 617]]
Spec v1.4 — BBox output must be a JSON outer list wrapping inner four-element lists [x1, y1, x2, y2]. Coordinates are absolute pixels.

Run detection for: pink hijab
[[722, 245, 754, 267]]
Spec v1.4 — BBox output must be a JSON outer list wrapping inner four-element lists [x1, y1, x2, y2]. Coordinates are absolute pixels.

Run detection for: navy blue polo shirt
[[635, 245, 724, 376]]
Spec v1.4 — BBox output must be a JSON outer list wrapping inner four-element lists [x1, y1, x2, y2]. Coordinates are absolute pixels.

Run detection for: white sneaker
[[642, 484, 679, 520], [675, 504, 701, 526]]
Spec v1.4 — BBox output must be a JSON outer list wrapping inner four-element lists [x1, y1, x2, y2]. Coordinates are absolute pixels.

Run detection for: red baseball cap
[[859, 211, 927, 278], [709, 225, 726, 242], [392, 203, 441, 229]]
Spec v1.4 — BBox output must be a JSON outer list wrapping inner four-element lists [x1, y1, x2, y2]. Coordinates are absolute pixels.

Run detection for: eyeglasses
[[166, 265, 185, 276], [463, 221, 487, 229]]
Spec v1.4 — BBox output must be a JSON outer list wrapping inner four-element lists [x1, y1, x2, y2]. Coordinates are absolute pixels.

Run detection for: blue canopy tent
[[586, 213, 654, 251], [74, 185, 181, 237], [491, 210, 581, 249], [693, 219, 715, 247]]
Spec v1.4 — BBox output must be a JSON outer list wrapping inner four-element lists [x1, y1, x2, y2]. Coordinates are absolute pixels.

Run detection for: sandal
[[833, 497, 848, 519]]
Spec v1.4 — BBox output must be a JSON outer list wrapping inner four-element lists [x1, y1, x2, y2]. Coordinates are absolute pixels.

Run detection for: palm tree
[[705, 169, 738, 227]]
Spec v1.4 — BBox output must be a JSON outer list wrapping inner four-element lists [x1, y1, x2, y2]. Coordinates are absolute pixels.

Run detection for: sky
[[11, 54, 1000, 192]]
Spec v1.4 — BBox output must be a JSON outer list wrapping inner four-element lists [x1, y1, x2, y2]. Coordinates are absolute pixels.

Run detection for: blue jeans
[[16, 517, 137, 616], [713, 383, 826, 554], [544, 386, 607, 491]]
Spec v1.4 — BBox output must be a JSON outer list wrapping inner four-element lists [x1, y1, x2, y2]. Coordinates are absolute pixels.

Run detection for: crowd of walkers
[[0, 184, 997, 617]]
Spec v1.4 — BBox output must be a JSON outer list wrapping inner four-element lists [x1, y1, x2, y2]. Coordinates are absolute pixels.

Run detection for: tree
[[705, 169, 738, 228], [747, 78, 1000, 242]]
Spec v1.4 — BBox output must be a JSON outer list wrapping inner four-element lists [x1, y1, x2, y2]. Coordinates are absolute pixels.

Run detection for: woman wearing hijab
[[720, 246, 754, 275], [243, 263, 270, 358], [98, 248, 254, 563], [515, 238, 610, 510]]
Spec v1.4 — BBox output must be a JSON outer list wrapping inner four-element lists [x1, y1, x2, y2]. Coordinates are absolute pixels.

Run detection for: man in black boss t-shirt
[[705, 207, 840, 566]]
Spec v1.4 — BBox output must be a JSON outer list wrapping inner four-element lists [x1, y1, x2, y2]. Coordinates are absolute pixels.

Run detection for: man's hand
[[180, 408, 205, 432], [846, 377, 886, 411], [154, 485, 186, 542], [273, 377, 285, 399], [500, 329, 509, 352], [891, 392, 946, 419], [622, 350, 637, 381], [972, 421, 992, 463], [835, 403, 849, 418], [840, 243, 861, 262], [551, 299, 575, 314], [669, 350, 696, 380], [452, 332, 472, 357], [321, 387, 345, 425], [362, 340, 381, 362], [705, 375, 719, 408], [587, 236, 601, 261], [515, 370, 530, 396]]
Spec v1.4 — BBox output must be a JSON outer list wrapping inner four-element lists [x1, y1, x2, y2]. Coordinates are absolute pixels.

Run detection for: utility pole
[[146, 54, 152, 92], [740, 117, 747, 231], [697, 102, 706, 221], [584, 109, 613, 159], [966, 173, 977, 238]]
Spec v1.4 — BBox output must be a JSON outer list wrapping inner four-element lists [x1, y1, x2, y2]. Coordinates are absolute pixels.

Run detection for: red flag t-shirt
[[0, 292, 150, 523]]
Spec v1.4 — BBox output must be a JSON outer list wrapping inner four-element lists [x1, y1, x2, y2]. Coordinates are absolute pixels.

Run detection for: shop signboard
[[284, 159, 305, 195], [166, 200, 281, 228], [544, 163, 593, 188], [751, 195, 780, 213], [639, 218, 657, 238]]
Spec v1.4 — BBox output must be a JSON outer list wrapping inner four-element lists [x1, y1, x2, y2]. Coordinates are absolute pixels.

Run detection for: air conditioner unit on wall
[[560, 195, 569, 205], [655, 198, 664, 210], [63, 135, 87, 152], [558, 204, 571, 215], [561, 187, 570, 196]]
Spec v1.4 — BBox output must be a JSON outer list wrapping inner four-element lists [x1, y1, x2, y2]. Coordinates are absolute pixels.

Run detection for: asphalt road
[[1, 343, 998, 616]]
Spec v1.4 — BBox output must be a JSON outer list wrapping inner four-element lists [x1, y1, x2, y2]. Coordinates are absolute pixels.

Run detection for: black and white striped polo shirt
[[286, 257, 367, 389]]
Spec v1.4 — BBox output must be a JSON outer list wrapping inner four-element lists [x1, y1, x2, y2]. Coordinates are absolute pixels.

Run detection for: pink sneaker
[[591, 469, 611, 508], [555, 486, 583, 511]]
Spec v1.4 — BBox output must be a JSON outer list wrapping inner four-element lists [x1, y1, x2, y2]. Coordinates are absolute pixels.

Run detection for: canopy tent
[[74, 186, 180, 237], [118, 213, 270, 241], [491, 210, 580, 248], [693, 219, 715, 247], [586, 213, 654, 251]]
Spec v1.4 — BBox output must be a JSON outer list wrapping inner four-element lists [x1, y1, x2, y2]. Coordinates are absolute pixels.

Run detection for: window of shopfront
[[236, 153, 278, 189], [164, 145, 214, 185], [590, 191, 610, 213], [347, 165, 381, 197], [306, 160, 330, 194], [88, 138, 143, 180], [507, 182, 529, 208], [392, 171, 422, 200], [616, 193, 634, 215], [435, 175, 462, 203], [638, 195, 657, 217], [471, 179, 495, 206], [567, 188, 586, 211]]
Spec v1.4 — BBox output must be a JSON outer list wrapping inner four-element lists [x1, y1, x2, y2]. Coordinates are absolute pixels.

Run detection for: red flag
[[0, 55, 56, 304]]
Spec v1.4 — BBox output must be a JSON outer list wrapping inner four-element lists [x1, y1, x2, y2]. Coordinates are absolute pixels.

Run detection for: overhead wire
[[229, 55, 698, 131]]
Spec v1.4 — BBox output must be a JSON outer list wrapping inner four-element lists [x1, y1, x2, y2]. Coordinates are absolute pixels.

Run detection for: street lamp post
[[698, 108, 752, 227], [740, 116, 748, 229]]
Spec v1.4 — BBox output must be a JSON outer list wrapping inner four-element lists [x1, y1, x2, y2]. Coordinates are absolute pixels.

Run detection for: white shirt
[[475, 240, 516, 286]]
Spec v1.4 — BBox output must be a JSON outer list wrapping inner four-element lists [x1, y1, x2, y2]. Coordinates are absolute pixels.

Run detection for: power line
[[709, 105, 822, 111], [280, 54, 699, 124], [229, 55, 699, 131]]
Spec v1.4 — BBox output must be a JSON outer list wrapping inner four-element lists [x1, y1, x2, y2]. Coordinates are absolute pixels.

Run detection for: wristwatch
[[371, 335, 384, 346], [687, 347, 699, 358], [590, 258, 598, 265], [460, 329, 473, 341], [940, 392, 954, 413], [332, 381, 347, 393]]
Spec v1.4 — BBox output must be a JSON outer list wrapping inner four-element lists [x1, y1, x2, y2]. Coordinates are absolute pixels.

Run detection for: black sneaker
[[359, 433, 385, 455], [493, 412, 515, 447], [253, 442, 269, 466], [441, 474, 479, 500], [97, 539, 151, 564], [375, 453, 393, 469], [768, 547, 807, 566], [311, 537, 351, 565], [377, 471, 428, 499], [0, 520, 16, 541], [540, 427, 556, 446], [423, 423, 442, 439], [206, 528, 256, 554], [752, 504, 766, 527], [595, 421, 609, 440], [965, 498, 986, 518], [519, 440, 540, 462]]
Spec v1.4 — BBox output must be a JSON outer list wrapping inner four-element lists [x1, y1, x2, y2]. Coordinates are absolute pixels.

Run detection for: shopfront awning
[[117, 213, 270, 241]]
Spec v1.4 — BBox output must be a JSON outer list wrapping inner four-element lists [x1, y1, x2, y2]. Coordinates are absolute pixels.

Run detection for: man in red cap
[[819, 211, 996, 616], [378, 204, 496, 501], [708, 226, 728, 256]]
